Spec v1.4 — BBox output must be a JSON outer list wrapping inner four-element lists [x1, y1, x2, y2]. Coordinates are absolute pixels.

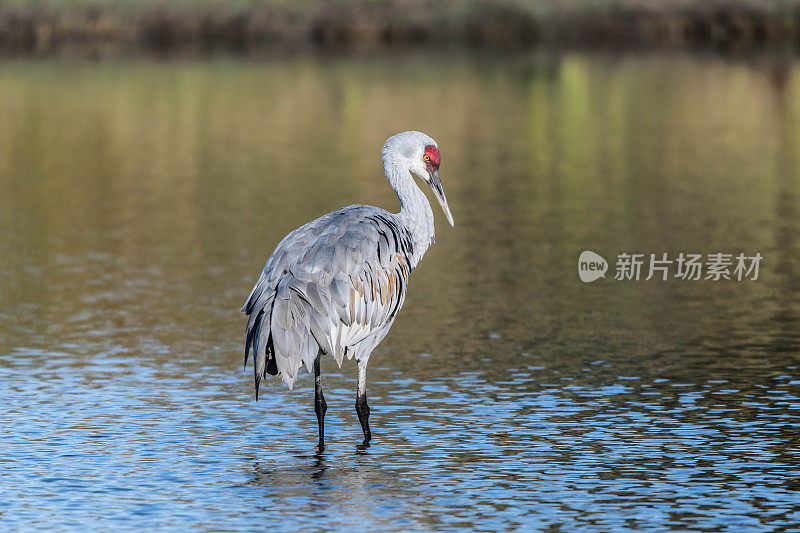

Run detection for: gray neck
[[383, 156, 435, 268]]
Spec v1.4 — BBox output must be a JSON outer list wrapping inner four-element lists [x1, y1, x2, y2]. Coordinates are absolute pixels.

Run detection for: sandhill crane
[[242, 131, 454, 448]]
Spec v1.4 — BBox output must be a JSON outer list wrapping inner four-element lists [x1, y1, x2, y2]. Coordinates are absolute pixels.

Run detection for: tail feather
[[253, 335, 279, 401], [244, 309, 262, 368], [244, 276, 325, 396], [244, 294, 279, 400]]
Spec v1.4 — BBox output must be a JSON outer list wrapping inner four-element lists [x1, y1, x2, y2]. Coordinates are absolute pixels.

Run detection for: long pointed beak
[[428, 169, 454, 227]]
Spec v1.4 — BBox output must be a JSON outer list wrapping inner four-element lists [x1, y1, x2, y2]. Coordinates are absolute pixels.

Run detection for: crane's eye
[[423, 154, 431, 162]]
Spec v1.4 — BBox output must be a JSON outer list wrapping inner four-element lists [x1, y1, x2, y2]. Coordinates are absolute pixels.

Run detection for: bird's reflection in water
[[250, 441, 378, 488], [251, 451, 328, 486], [247, 445, 432, 528]]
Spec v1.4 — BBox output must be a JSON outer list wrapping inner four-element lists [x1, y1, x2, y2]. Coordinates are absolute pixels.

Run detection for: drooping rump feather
[[242, 205, 414, 395]]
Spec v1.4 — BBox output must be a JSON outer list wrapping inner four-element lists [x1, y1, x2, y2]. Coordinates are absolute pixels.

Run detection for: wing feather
[[242, 205, 413, 392]]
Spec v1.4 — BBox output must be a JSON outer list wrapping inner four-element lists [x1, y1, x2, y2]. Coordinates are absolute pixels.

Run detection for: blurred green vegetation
[[3, 0, 800, 55]]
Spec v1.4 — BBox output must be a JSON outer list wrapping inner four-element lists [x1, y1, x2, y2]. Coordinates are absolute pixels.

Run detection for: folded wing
[[243, 206, 413, 393]]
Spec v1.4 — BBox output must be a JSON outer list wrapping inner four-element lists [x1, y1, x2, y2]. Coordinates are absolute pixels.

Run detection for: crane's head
[[419, 143, 454, 227], [385, 131, 454, 227]]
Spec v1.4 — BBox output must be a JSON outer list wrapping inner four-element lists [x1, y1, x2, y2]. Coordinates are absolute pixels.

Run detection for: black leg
[[355, 392, 371, 444], [355, 361, 371, 444], [314, 353, 327, 450]]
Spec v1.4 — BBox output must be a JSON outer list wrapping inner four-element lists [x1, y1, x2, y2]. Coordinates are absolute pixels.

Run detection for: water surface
[[1, 53, 799, 530]]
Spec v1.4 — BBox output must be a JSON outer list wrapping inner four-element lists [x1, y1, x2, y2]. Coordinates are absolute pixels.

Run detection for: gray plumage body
[[242, 204, 415, 390], [242, 131, 453, 446]]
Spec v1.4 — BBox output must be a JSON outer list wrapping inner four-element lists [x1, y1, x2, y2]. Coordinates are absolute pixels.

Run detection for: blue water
[[4, 347, 798, 530]]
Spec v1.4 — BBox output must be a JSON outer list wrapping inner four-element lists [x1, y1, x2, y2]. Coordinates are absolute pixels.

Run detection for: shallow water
[[1, 53, 799, 530]]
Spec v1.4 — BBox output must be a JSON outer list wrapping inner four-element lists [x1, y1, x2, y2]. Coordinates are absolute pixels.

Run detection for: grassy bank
[[3, 0, 800, 55]]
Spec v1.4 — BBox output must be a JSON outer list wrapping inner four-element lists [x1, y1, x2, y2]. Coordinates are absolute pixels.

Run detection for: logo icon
[[579, 251, 608, 282]]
